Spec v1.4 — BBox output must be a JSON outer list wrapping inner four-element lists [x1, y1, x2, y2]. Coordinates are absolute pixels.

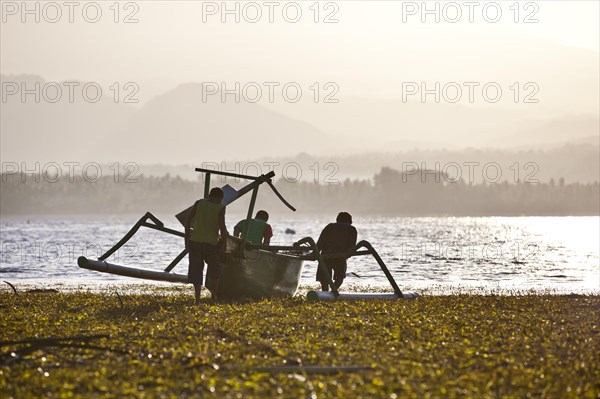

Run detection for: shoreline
[[1, 280, 599, 297]]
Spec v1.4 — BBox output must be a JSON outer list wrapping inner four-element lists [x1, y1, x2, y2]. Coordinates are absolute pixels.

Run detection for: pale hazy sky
[[483, 1, 598, 50], [2, 1, 598, 97]]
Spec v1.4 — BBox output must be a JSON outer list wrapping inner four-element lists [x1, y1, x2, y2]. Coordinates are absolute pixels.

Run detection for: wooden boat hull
[[216, 237, 303, 299]]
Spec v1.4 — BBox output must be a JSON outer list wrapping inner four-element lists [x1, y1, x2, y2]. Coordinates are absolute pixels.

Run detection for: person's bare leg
[[205, 245, 220, 300], [205, 278, 218, 299], [194, 283, 202, 305]]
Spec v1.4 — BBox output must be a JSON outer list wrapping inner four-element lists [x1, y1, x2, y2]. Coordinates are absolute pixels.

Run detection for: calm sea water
[[1, 214, 598, 294]]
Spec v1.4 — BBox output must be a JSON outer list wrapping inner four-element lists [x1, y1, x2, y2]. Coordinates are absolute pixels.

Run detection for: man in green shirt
[[233, 210, 273, 245], [185, 187, 229, 304]]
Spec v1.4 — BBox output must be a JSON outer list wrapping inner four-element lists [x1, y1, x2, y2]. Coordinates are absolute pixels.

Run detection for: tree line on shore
[[1, 168, 598, 216]]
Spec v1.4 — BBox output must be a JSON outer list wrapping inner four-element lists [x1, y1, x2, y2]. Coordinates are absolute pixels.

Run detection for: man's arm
[[219, 207, 229, 238], [316, 224, 328, 249], [263, 224, 273, 245], [233, 220, 242, 237], [184, 203, 198, 249], [317, 224, 334, 252], [349, 226, 358, 248], [184, 202, 197, 242], [346, 226, 358, 258]]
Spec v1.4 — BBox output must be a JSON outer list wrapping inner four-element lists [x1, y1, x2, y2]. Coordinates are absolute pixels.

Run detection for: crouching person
[[316, 212, 357, 291]]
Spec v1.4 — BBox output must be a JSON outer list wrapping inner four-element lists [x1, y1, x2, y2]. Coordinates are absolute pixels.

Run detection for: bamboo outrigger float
[[77, 168, 419, 300]]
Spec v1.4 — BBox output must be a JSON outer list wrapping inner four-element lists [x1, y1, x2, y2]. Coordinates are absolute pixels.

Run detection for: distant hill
[[264, 97, 599, 151], [108, 83, 331, 163], [1, 76, 332, 163], [2, 74, 598, 166], [492, 117, 600, 149], [0, 74, 135, 162]]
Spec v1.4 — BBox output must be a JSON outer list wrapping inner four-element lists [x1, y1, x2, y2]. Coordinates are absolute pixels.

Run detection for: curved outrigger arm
[[97, 212, 188, 273], [351, 240, 403, 297], [294, 236, 340, 297]]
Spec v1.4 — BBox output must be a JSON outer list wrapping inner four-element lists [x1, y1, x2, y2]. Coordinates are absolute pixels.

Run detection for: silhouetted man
[[185, 187, 229, 304], [233, 210, 273, 245], [316, 212, 357, 291]]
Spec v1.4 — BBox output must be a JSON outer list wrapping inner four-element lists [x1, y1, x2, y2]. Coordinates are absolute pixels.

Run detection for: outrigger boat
[[78, 168, 419, 300]]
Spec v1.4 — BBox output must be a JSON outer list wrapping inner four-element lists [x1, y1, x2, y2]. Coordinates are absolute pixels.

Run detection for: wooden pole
[[241, 186, 259, 246], [78, 257, 188, 283], [204, 172, 211, 198], [163, 249, 189, 272]]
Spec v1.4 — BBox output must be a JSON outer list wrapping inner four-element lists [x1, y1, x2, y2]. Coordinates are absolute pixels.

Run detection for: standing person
[[185, 187, 229, 304], [316, 212, 357, 291], [233, 210, 273, 245]]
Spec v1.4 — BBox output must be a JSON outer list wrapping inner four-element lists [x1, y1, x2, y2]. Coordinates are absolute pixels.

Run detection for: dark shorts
[[316, 260, 347, 282], [188, 242, 221, 285]]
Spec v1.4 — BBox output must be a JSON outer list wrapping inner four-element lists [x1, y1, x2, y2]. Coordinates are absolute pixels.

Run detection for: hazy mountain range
[[1, 74, 598, 173]]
